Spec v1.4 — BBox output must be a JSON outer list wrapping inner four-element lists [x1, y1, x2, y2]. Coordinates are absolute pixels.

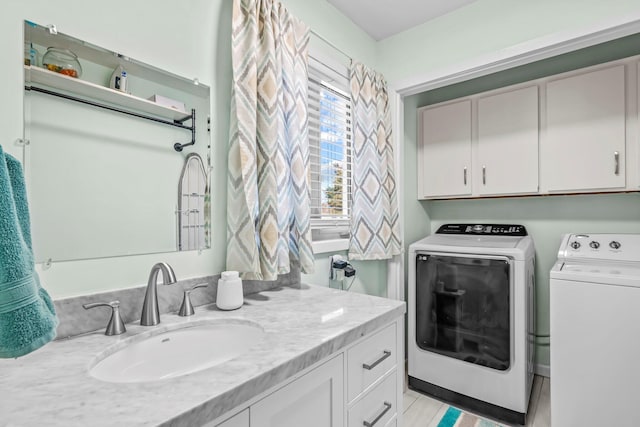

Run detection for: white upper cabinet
[[543, 65, 626, 192], [419, 100, 472, 198], [418, 87, 539, 199], [477, 86, 539, 196], [417, 56, 638, 200]]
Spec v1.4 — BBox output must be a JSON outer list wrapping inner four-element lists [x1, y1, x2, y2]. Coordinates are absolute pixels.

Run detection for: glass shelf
[[25, 65, 191, 121]]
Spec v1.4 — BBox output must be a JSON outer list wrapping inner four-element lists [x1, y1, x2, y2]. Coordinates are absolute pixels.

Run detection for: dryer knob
[[570, 241, 581, 250], [610, 241, 621, 250], [589, 241, 600, 249]]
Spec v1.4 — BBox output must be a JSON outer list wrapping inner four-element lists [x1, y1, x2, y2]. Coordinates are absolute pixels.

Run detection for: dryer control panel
[[436, 223, 527, 236]]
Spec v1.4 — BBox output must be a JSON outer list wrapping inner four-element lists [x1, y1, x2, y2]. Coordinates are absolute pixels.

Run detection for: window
[[308, 54, 352, 243]]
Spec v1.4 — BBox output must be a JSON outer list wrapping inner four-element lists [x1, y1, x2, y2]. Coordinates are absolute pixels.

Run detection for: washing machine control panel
[[560, 234, 640, 263], [436, 223, 527, 236]]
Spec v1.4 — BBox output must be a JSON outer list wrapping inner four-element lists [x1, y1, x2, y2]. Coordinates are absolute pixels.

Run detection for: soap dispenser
[[216, 271, 243, 310]]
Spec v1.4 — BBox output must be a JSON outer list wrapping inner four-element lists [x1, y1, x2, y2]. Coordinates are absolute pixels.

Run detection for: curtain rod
[[309, 29, 352, 63]]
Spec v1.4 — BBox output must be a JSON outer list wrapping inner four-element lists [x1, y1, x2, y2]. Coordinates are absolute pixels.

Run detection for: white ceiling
[[326, 0, 478, 41]]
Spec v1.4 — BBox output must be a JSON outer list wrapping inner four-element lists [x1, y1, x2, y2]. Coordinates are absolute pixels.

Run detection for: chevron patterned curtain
[[348, 62, 401, 260], [226, 0, 314, 280]]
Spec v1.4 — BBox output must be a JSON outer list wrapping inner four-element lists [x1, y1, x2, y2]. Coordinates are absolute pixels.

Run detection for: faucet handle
[[178, 283, 209, 317], [83, 300, 127, 336]]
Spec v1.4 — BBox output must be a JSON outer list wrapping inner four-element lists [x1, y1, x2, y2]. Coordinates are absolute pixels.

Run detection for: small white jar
[[216, 271, 243, 310]]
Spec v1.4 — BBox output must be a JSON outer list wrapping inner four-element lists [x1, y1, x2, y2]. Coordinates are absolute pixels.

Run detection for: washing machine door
[[415, 252, 512, 371]]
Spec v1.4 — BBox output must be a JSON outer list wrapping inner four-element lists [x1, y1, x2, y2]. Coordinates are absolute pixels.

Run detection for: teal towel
[[0, 145, 58, 358]]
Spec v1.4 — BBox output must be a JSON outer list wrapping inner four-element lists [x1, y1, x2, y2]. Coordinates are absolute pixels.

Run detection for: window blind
[[307, 55, 352, 240]]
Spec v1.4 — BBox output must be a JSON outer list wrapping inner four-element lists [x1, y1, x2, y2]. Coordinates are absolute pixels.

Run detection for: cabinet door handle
[[482, 166, 486, 185], [363, 350, 391, 370], [463, 167, 467, 185], [363, 402, 392, 427], [614, 151, 620, 175]]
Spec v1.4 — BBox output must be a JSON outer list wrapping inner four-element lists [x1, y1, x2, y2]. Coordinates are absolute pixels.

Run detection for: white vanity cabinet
[[347, 323, 399, 427], [476, 86, 539, 196], [1, 284, 405, 426], [542, 64, 627, 192], [348, 373, 397, 427], [212, 318, 403, 427], [418, 100, 472, 198], [251, 354, 344, 427]]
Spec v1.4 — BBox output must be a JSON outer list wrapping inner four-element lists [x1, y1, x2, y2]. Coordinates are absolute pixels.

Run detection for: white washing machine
[[408, 224, 536, 425], [551, 233, 640, 427]]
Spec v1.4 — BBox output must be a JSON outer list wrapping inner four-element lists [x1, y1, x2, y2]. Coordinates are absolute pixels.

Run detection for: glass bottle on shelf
[[42, 47, 82, 78], [24, 42, 39, 66]]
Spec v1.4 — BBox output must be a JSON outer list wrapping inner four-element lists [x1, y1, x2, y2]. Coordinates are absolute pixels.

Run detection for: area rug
[[436, 405, 507, 427]]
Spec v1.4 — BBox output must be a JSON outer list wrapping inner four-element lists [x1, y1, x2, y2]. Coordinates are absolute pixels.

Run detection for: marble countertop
[[0, 284, 405, 427]]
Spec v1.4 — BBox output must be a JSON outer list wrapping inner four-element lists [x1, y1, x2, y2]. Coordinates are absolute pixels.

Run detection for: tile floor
[[402, 375, 550, 427]]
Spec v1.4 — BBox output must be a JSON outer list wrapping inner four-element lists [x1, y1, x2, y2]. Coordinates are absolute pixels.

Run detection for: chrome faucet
[[140, 262, 177, 326]]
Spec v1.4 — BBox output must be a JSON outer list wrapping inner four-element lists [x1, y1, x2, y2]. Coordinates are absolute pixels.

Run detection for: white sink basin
[[89, 320, 264, 383]]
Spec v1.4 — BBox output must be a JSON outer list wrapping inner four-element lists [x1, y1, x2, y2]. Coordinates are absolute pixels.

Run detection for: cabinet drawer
[[384, 415, 397, 427], [215, 409, 249, 427], [347, 323, 396, 402], [348, 372, 397, 427]]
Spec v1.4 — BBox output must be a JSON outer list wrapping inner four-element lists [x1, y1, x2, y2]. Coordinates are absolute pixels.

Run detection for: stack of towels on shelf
[[0, 144, 58, 358]]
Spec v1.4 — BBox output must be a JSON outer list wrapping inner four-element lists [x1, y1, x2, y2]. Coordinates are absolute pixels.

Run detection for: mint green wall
[[302, 251, 388, 297], [405, 86, 640, 366], [3, 0, 638, 325], [1, 0, 383, 299], [283, 0, 388, 296], [376, 0, 640, 84], [283, 0, 377, 66], [412, 32, 640, 106], [427, 195, 640, 367], [380, 0, 640, 333], [1, 0, 230, 298], [402, 95, 432, 296], [403, 32, 640, 365]]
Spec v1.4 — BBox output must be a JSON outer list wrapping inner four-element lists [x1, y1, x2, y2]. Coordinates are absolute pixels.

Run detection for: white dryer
[[551, 233, 640, 427], [408, 224, 536, 425]]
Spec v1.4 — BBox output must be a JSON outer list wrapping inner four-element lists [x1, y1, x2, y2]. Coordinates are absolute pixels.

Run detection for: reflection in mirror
[[178, 154, 209, 251], [22, 21, 211, 263]]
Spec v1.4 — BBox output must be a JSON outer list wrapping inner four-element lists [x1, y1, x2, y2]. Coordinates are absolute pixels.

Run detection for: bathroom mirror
[[22, 21, 212, 263]]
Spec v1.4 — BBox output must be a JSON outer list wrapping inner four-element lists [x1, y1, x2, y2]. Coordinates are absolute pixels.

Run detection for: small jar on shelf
[[42, 47, 82, 78]]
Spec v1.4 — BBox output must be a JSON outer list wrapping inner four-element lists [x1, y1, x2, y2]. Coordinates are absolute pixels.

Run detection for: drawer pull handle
[[363, 401, 392, 427], [362, 350, 391, 370]]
